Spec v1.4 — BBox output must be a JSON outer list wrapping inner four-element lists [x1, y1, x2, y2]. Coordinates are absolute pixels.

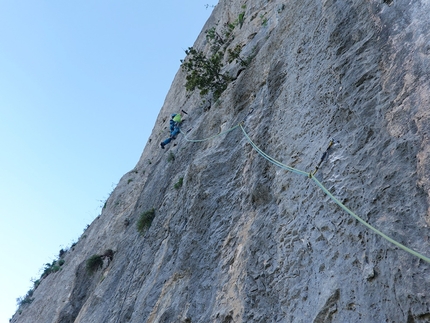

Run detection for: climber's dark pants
[[161, 126, 180, 146]]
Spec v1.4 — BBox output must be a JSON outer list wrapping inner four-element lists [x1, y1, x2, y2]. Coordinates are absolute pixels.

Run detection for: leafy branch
[[182, 47, 232, 99], [181, 8, 252, 101]]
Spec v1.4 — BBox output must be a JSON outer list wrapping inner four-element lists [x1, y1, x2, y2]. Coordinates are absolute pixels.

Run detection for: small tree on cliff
[[86, 255, 103, 274], [181, 47, 232, 100], [181, 12, 252, 101], [137, 208, 156, 234]]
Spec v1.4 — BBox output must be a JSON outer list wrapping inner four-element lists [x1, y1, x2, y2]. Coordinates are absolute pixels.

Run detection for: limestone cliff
[[11, 0, 430, 322]]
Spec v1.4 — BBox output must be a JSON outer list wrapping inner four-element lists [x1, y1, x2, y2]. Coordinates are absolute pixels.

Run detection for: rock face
[[12, 0, 430, 322]]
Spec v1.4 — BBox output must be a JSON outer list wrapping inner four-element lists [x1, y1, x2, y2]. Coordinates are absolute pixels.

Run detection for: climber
[[160, 113, 182, 149]]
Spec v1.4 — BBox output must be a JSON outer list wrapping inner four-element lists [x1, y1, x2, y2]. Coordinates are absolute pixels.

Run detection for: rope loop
[[176, 118, 430, 263]]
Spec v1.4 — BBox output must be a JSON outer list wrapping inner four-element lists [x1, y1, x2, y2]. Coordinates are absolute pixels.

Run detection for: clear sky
[[0, 1, 217, 321]]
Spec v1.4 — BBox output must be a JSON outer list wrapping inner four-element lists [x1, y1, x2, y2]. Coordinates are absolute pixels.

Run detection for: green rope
[[180, 120, 430, 263], [240, 124, 309, 177], [180, 124, 240, 143], [239, 124, 430, 264], [310, 175, 430, 263]]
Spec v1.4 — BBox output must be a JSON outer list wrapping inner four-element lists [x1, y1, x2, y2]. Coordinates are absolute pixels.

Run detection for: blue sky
[[0, 1, 217, 321]]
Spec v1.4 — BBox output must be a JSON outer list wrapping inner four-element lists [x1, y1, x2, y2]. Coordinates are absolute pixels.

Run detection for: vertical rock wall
[[12, 0, 430, 322]]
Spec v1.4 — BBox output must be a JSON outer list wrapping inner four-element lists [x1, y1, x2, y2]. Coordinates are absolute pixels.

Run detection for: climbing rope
[[177, 119, 430, 263], [240, 125, 430, 263], [180, 124, 241, 143], [240, 124, 309, 177], [310, 174, 430, 264], [239, 124, 430, 264]]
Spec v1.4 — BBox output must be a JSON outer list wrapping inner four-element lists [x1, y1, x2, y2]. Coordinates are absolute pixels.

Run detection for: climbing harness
[[178, 118, 430, 264]]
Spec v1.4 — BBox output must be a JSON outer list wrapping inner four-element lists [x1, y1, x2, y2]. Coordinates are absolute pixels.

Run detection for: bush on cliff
[[181, 10, 252, 101], [137, 208, 156, 233], [86, 255, 103, 274]]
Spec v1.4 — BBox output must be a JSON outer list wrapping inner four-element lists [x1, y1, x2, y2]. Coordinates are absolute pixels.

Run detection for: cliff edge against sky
[[12, 0, 430, 322]]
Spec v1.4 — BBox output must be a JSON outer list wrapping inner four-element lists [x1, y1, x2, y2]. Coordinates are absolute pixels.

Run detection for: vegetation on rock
[[137, 208, 156, 233], [181, 8, 252, 101], [174, 177, 184, 190], [86, 255, 103, 274]]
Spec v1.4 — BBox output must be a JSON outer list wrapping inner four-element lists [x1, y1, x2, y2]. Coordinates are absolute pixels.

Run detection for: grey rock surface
[[12, 0, 430, 322]]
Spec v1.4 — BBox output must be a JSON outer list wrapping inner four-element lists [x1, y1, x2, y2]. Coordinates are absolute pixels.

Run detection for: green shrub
[[59, 248, 66, 258], [16, 295, 33, 307], [51, 265, 61, 273], [16, 289, 34, 307], [86, 255, 103, 274], [33, 279, 40, 290], [181, 47, 231, 100], [42, 263, 52, 278], [174, 177, 184, 190], [260, 13, 268, 26], [41, 260, 61, 278], [227, 43, 251, 66], [137, 208, 156, 233], [237, 7, 246, 28], [181, 15, 253, 101]]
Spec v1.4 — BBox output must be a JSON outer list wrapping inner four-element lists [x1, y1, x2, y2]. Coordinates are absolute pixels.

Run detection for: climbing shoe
[[160, 143, 165, 149]]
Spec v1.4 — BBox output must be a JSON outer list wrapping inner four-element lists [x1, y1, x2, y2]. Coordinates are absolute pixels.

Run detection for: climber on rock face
[[160, 113, 182, 149]]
